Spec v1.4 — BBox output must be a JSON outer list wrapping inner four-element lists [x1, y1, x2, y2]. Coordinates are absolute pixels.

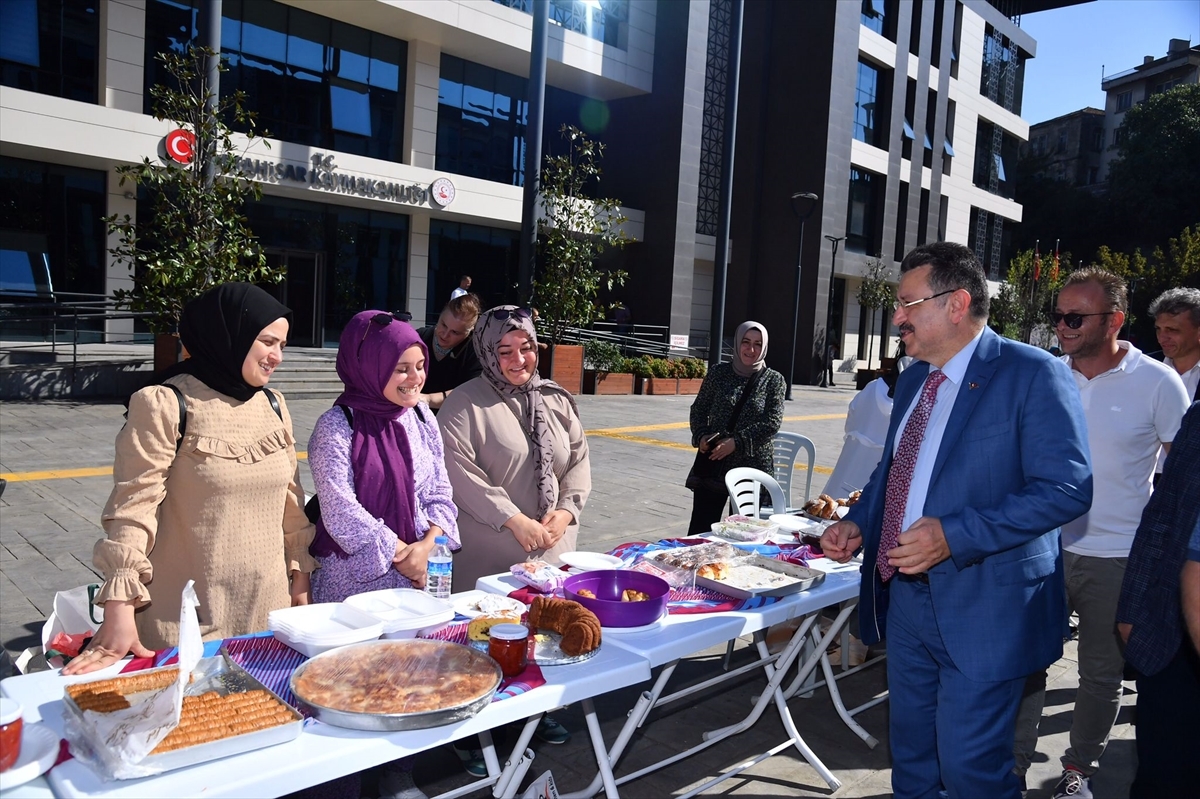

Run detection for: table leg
[[492, 714, 542, 798]]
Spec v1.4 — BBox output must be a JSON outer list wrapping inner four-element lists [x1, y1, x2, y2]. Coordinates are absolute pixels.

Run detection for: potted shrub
[[643, 356, 678, 395], [533, 126, 632, 394], [582, 339, 634, 395], [677, 357, 707, 395], [629, 355, 654, 394]]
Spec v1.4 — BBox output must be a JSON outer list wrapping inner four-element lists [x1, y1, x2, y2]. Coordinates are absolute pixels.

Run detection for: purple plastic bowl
[[563, 570, 670, 628]]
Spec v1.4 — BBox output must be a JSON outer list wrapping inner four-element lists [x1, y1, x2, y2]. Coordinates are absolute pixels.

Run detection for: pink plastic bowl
[[563, 570, 670, 628]]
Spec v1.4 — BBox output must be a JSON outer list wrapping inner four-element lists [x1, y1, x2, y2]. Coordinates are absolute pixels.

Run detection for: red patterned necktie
[[877, 369, 948, 582]]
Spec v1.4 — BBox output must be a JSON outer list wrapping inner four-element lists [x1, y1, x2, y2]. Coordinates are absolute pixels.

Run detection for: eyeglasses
[[489, 307, 532, 321], [893, 289, 957, 311], [1050, 311, 1110, 329]]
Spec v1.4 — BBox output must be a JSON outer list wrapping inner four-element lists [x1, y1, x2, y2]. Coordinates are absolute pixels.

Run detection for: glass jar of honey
[[487, 623, 529, 678]]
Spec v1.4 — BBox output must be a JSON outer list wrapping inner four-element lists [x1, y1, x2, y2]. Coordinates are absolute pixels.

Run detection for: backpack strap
[[339, 404, 353, 427], [164, 383, 188, 453], [262, 387, 283, 421]]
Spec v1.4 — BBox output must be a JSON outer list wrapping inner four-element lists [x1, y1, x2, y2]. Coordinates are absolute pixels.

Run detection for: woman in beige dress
[[64, 283, 316, 675]]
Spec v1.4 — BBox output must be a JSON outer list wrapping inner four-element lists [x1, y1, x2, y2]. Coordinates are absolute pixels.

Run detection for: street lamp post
[[821, 235, 845, 388], [787, 192, 820, 401]]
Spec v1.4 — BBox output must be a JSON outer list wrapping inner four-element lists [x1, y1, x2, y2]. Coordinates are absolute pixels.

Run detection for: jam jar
[[487, 623, 529, 678], [0, 697, 23, 773]]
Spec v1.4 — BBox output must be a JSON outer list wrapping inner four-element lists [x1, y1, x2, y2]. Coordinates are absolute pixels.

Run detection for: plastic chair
[[724, 467, 788, 520], [772, 432, 816, 509]]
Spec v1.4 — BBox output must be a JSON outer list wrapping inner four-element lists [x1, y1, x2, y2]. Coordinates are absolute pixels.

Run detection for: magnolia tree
[[108, 45, 281, 360], [533, 125, 631, 347], [856, 254, 895, 367]]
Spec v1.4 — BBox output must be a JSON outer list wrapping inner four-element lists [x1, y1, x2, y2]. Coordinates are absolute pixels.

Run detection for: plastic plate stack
[[268, 603, 383, 657], [344, 589, 455, 639]]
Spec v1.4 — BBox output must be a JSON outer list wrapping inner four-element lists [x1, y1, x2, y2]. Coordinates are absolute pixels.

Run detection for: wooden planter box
[[641, 376, 678, 395], [538, 344, 584, 394], [677, 378, 704, 395], [855, 369, 879, 390], [583, 370, 634, 395]]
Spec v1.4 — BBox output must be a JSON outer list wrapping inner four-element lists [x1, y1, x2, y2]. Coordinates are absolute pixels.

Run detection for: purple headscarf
[[311, 311, 428, 557]]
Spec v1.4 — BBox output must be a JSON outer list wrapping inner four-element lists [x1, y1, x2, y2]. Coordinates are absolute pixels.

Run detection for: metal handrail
[[0, 295, 154, 371]]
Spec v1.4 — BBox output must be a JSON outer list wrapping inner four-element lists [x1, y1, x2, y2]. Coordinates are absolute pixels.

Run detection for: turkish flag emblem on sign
[[165, 129, 196, 164]]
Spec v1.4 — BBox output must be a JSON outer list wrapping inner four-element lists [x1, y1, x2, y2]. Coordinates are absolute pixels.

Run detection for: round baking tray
[[290, 639, 501, 731]]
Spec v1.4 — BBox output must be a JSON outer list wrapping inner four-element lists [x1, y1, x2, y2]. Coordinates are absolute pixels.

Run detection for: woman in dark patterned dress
[[687, 321, 786, 533]]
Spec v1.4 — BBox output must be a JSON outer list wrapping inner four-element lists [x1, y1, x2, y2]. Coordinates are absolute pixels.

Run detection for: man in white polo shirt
[[1013, 269, 1189, 798]]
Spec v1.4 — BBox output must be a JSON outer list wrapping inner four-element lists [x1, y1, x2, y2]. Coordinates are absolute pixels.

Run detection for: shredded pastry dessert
[[293, 640, 500, 715]]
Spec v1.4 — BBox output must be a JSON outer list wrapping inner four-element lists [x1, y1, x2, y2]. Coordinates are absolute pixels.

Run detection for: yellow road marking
[[587, 431, 835, 474], [589, 413, 845, 435], [3, 452, 309, 482], [2, 414, 843, 482]]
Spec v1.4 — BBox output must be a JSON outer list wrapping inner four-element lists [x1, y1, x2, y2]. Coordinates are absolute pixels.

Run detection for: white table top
[[0, 634, 651, 798], [475, 557, 863, 669]]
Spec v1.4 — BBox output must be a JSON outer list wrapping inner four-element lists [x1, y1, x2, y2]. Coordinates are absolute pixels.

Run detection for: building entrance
[[265, 250, 325, 348]]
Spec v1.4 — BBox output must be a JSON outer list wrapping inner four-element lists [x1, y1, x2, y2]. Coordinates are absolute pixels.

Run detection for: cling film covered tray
[[695, 554, 826, 599], [290, 639, 502, 731], [62, 651, 302, 777]]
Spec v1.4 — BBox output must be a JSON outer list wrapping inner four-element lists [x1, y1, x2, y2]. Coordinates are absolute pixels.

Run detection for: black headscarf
[[161, 283, 291, 401]]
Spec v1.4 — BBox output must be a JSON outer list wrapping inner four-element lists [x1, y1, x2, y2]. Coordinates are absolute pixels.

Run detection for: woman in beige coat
[[438, 305, 591, 591], [439, 305, 590, 753], [65, 283, 316, 675]]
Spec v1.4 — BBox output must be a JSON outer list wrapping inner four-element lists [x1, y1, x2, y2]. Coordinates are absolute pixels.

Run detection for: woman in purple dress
[[308, 311, 459, 601]]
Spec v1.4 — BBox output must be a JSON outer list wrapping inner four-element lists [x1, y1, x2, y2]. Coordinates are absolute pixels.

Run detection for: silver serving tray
[[696, 555, 826, 599], [62, 651, 302, 775], [289, 639, 501, 731]]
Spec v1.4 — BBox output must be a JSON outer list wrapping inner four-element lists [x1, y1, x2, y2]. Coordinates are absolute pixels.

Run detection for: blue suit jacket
[[846, 327, 1093, 682]]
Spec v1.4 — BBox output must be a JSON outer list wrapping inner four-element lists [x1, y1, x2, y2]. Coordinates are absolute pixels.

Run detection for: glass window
[[853, 61, 881, 146], [1115, 90, 1132, 111], [1, 0, 98, 103], [144, 0, 407, 162], [428, 219, 520, 321], [847, 168, 880, 254], [861, 0, 885, 35], [0, 156, 106, 303], [492, 0, 626, 50]]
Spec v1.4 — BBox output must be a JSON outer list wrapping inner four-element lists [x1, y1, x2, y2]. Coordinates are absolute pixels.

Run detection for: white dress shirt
[[892, 326, 986, 533]]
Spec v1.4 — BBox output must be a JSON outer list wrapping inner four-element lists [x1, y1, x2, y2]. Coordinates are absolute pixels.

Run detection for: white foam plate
[[450, 590, 527, 619], [601, 615, 666, 634], [558, 551, 622, 572], [0, 723, 59, 791]]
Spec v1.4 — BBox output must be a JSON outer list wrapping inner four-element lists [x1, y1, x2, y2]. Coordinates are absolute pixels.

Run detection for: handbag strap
[[724, 367, 764, 434]]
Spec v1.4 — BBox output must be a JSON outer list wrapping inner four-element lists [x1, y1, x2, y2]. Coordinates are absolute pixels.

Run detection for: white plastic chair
[[724, 467, 788, 520], [772, 432, 816, 510]]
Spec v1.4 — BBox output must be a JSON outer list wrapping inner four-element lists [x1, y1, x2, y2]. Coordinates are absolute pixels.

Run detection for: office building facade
[[1, 0, 1071, 380]]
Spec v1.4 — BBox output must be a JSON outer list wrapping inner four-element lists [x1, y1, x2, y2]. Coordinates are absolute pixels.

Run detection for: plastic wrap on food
[[290, 640, 501, 729], [710, 516, 779, 543], [510, 559, 567, 593], [629, 557, 691, 588], [647, 542, 744, 570], [63, 581, 207, 780]]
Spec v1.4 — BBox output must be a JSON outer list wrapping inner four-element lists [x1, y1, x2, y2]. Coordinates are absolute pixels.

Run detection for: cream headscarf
[[732, 321, 769, 378]]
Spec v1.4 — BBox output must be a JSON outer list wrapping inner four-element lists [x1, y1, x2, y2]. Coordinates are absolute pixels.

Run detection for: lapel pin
[[968, 382, 979, 390]]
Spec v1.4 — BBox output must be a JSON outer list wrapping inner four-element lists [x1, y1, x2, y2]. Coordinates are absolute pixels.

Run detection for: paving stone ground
[[0, 386, 1135, 797]]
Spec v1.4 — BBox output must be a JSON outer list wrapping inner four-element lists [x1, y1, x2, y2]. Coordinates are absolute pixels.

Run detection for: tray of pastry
[[695, 554, 826, 599], [290, 639, 501, 731], [639, 542, 749, 587], [62, 650, 302, 773]]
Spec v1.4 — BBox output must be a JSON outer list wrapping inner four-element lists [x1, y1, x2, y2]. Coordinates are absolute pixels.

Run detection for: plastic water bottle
[[426, 536, 453, 600]]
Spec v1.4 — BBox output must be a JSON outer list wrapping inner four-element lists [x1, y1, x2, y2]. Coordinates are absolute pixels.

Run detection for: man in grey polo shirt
[[1013, 269, 1189, 798]]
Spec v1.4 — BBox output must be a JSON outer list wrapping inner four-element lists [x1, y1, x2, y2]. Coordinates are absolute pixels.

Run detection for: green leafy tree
[[1090, 225, 1200, 342], [1106, 83, 1200, 252], [989, 248, 1067, 344], [107, 45, 282, 342], [533, 125, 632, 346], [855, 254, 895, 366]]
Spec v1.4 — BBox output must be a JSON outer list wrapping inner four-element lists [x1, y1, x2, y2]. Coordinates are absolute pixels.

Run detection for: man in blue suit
[[822, 242, 1092, 799]]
